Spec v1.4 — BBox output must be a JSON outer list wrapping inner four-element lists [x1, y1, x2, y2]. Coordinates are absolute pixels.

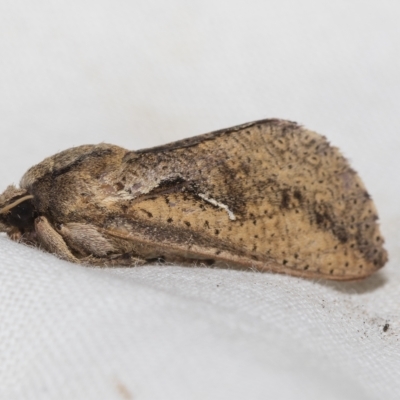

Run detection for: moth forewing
[[0, 119, 387, 280]]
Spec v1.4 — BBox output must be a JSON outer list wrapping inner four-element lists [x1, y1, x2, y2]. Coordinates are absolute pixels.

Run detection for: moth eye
[[6, 199, 37, 230]]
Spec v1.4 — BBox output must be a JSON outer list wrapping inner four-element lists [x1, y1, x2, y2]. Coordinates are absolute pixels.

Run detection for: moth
[[0, 119, 387, 280]]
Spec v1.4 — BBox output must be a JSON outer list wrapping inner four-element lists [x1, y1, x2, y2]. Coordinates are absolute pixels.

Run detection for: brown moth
[[0, 119, 387, 280]]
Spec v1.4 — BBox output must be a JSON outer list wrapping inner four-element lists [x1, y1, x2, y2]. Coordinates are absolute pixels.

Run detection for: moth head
[[0, 185, 37, 234]]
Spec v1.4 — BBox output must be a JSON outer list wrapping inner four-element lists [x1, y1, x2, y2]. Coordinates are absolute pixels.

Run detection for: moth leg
[[7, 228, 38, 248], [34, 216, 78, 263], [56, 223, 146, 266], [56, 222, 116, 257], [7, 227, 22, 242]]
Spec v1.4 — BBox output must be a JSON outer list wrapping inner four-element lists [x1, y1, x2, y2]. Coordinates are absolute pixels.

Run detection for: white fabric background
[[0, 1, 399, 399]]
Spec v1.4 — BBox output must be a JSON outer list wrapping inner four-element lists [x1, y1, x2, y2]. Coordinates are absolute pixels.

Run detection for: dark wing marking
[[134, 119, 297, 154]]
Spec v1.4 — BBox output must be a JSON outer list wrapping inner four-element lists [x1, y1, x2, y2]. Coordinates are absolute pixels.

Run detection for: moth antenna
[[0, 195, 34, 215]]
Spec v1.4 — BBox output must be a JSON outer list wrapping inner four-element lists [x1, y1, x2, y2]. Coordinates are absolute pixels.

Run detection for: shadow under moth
[[0, 119, 387, 280]]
